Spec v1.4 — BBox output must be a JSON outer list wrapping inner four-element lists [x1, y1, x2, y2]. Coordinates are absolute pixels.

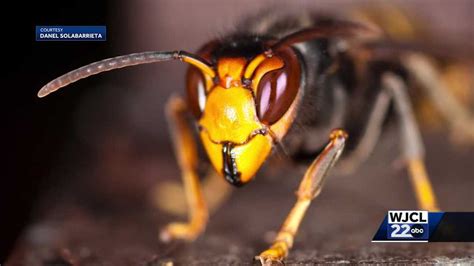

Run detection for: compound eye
[[186, 66, 207, 118], [256, 68, 297, 125]]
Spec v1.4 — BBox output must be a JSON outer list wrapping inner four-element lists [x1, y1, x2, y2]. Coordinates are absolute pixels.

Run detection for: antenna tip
[[37, 87, 50, 98]]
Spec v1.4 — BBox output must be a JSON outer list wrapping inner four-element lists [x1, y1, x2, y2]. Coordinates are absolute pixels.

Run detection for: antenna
[[38, 50, 215, 98]]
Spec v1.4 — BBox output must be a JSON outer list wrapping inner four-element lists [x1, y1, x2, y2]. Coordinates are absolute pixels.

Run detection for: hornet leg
[[339, 89, 391, 173], [159, 96, 208, 242], [404, 54, 474, 145], [153, 169, 232, 216], [383, 73, 440, 211], [255, 130, 347, 265]]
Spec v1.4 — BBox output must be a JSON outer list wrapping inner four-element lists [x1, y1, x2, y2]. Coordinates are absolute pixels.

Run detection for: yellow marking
[[183, 56, 215, 78], [199, 86, 262, 144], [200, 131, 272, 183], [217, 58, 247, 87], [244, 54, 267, 79], [250, 56, 284, 93], [200, 130, 223, 175], [232, 134, 272, 183], [408, 159, 440, 211], [203, 73, 215, 92]]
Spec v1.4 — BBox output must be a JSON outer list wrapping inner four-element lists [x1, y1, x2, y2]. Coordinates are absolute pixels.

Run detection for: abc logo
[[410, 224, 425, 238]]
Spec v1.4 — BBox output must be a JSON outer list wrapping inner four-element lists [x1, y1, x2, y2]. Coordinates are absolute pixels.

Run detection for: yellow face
[[187, 52, 301, 186], [199, 85, 273, 185]]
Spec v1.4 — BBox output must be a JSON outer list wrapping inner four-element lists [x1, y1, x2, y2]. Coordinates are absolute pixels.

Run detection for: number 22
[[391, 224, 411, 238]]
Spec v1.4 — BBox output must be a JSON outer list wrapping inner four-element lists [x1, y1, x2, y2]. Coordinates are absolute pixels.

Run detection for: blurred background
[[2, 0, 473, 264]]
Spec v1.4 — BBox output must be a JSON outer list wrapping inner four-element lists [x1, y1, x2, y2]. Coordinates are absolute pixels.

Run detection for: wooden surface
[[7, 132, 474, 265]]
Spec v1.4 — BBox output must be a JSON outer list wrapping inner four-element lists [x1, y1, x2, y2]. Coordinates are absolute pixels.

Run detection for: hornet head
[[186, 39, 302, 186]]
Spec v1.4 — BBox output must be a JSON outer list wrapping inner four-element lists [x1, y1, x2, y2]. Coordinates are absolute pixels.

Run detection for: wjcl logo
[[387, 211, 429, 241]]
